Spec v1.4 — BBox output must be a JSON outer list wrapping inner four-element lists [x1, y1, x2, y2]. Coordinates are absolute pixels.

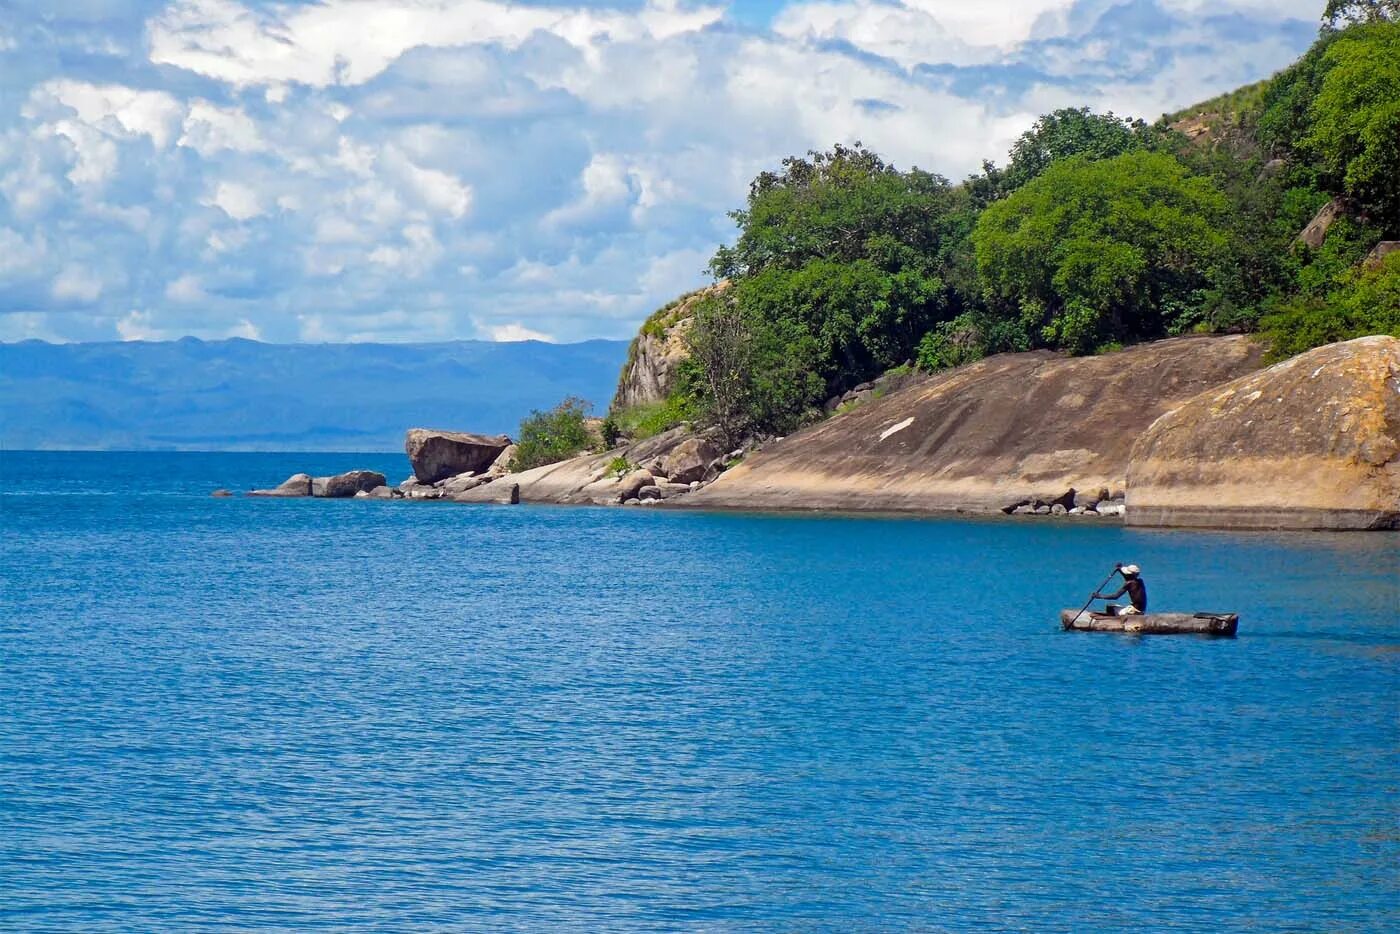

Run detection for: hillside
[[0, 338, 628, 451]]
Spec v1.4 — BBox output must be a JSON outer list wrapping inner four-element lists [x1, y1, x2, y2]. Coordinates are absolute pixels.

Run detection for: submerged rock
[[248, 473, 313, 497]]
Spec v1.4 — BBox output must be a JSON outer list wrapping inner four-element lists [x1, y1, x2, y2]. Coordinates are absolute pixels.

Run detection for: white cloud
[[116, 309, 162, 340], [487, 322, 556, 342], [205, 180, 264, 220], [165, 274, 207, 302], [178, 100, 265, 155], [51, 264, 103, 303], [0, 0, 1320, 344]]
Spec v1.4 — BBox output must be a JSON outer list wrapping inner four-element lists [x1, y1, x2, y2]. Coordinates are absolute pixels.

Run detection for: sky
[[0, 0, 1323, 344]]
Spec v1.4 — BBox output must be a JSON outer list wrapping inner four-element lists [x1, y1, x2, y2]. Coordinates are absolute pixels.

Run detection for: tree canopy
[[973, 151, 1229, 353], [1304, 22, 1400, 232], [1001, 108, 1145, 191]]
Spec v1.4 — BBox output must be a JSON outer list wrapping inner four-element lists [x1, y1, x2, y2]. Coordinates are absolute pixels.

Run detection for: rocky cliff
[[685, 336, 1266, 515], [1127, 336, 1400, 530], [611, 284, 724, 411]]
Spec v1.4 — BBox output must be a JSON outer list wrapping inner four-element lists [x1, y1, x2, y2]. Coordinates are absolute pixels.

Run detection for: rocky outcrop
[[1363, 241, 1400, 270], [405, 429, 512, 484], [661, 437, 720, 484], [611, 284, 725, 411], [249, 473, 314, 497], [490, 427, 707, 505], [1297, 198, 1344, 251], [686, 336, 1266, 515], [1127, 336, 1400, 530]]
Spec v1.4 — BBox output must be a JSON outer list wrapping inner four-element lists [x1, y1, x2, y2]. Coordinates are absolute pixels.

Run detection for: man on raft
[[1092, 563, 1148, 616]]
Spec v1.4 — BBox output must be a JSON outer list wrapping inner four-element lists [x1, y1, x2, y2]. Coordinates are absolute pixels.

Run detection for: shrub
[[605, 456, 632, 478], [916, 312, 1029, 372], [1262, 251, 1400, 360], [511, 396, 593, 471]]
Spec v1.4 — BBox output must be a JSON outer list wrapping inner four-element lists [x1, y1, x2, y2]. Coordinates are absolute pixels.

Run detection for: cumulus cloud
[[0, 0, 1321, 344]]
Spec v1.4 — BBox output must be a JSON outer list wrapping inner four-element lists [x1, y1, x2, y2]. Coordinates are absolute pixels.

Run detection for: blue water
[[1, 452, 1396, 930]]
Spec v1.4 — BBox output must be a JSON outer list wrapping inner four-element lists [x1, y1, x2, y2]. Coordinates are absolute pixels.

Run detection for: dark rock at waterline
[[211, 489, 234, 498], [405, 428, 512, 484], [249, 473, 313, 497], [318, 470, 388, 498]]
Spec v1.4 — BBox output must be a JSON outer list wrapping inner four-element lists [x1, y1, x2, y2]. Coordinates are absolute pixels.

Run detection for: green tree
[[511, 396, 593, 471], [1002, 108, 1144, 191], [1262, 251, 1400, 359], [1322, 0, 1399, 26], [692, 143, 977, 433], [1304, 22, 1400, 232], [973, 151, 1229, 353]]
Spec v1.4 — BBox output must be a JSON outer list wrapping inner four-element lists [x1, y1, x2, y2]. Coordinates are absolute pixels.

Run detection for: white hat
[[1121, 564, 1141, 576]]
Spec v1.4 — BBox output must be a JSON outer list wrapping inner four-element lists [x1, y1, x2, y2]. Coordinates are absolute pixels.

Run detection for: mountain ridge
[[0, 337, 629, 452]]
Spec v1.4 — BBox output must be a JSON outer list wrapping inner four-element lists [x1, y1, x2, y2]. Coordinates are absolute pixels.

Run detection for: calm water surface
[[1, 452, 1396, 930]]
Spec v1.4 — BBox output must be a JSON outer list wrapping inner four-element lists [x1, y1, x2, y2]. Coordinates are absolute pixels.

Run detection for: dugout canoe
[[1060, 610, 1239, 636]]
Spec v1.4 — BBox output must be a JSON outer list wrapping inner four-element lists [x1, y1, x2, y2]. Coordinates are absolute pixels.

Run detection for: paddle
[[1073, 563, 1122, 621]]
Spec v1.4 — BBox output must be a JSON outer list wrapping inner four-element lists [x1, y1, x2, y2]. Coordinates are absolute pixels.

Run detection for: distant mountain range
[[0, 338, 630, 451]]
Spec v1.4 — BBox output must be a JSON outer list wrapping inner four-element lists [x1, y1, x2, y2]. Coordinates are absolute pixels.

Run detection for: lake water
[[1, 451, 1396, 930]]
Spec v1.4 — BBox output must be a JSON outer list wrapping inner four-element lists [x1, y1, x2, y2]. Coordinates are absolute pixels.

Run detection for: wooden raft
[[1060, 610, 1239, 636]]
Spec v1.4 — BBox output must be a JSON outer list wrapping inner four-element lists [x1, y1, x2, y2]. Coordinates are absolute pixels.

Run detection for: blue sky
[[0, 0, 1320, 344]]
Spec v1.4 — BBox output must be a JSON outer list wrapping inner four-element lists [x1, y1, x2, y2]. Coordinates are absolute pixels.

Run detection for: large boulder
[[318, 470, 388, 498], [1127, 336, 1400, 530], [661, 437, 720, 484], [405, 429, 512, 484], [616, 469, 655, 502], [248, 473, 313, 497]]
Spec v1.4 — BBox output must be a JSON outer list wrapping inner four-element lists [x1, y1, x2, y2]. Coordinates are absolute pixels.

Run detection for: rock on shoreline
[[405, 429, 512, 484], [1127, 336, 1400, 530]]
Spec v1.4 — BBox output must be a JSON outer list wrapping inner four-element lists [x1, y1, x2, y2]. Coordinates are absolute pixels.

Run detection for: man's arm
[[1095, 584, 1128, 599]]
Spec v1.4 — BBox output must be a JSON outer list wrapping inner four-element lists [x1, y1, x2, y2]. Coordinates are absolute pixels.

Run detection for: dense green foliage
[[1001, 108, 1146, 191], [660, 15, 1400, 440], [975, 152, 1229, 353], [696, 143, 977, 435], [511, 396, 593, 471], [1263, 252, 1400, 359], [1305, 24, 1400, 230]]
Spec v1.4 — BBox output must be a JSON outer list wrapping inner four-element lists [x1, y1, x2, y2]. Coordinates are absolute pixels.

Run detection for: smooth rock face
[[248, 473, 313, 497], [405, 429, 512, 484], [662, 437, 720, 484], [440, 472, 488, 496], [448, 481, 520, 505], [1128, 336, 1400, 530], [319, 470, 388, 498], [687, 336, 1264, 515]]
